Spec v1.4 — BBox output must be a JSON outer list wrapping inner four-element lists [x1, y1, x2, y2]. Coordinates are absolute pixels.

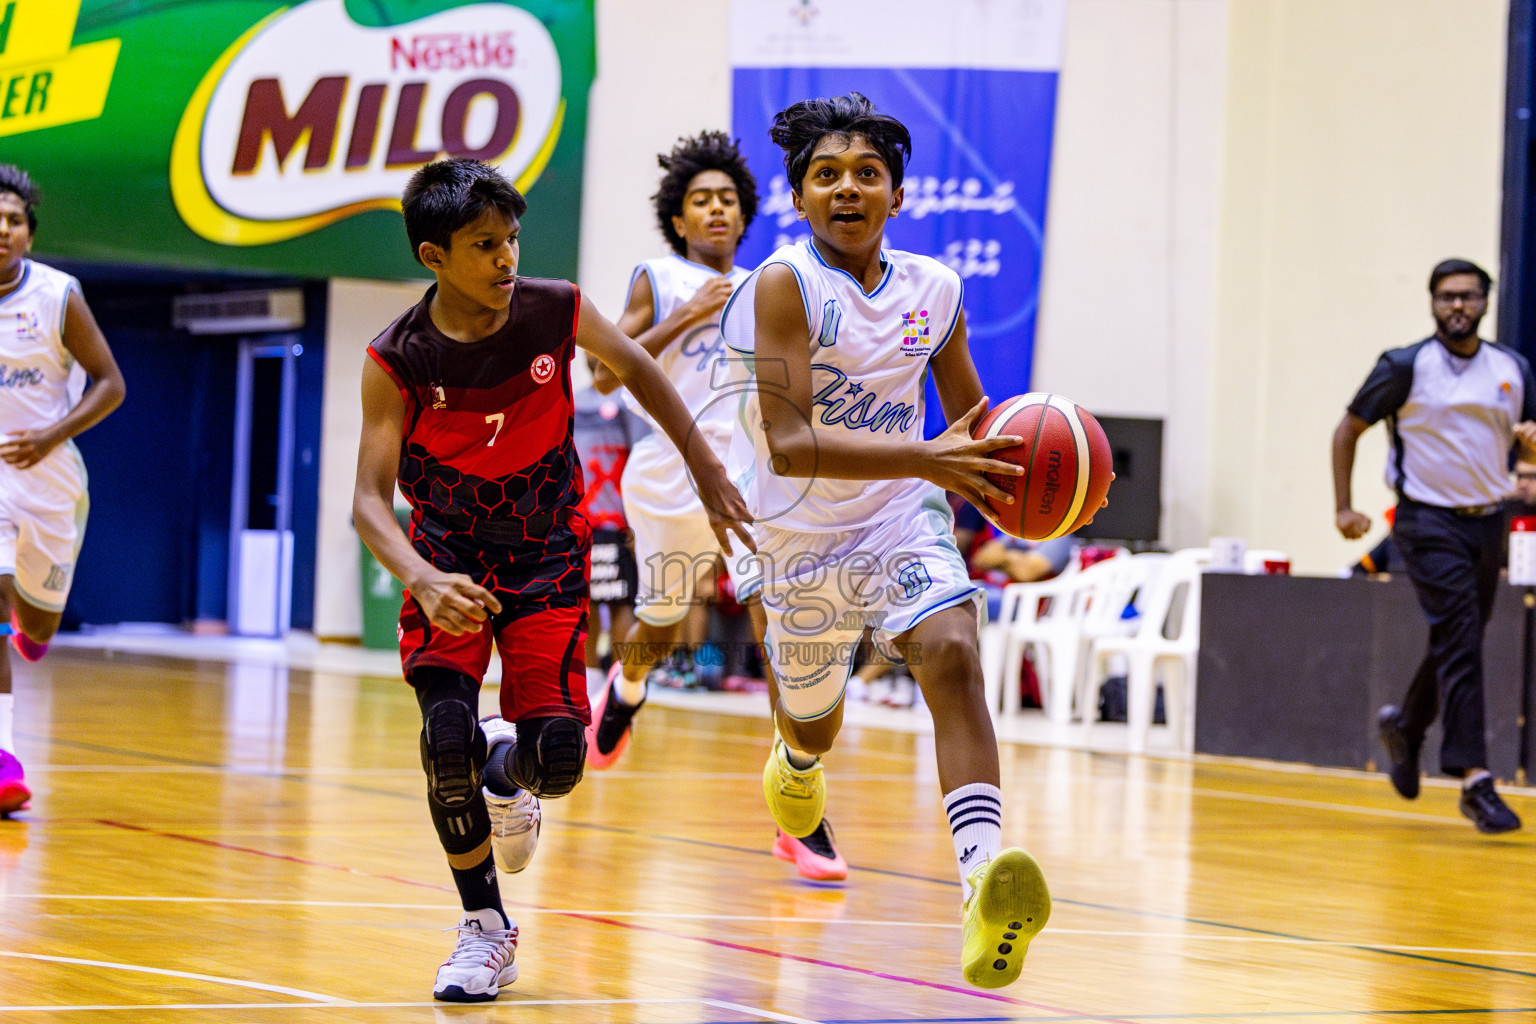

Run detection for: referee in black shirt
[[1332, 258, 1536, 834]]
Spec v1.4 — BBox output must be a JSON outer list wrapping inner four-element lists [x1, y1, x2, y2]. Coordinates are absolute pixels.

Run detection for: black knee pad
[[512, 716, 586, 798], [419, 697, 486, 809]]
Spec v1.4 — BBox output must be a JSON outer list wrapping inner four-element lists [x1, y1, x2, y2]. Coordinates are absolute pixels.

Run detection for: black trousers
[[1391, 500, 1504, 775]]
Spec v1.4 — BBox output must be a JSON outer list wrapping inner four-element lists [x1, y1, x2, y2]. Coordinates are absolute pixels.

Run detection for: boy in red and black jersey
[[353, 158, 753, 1003]]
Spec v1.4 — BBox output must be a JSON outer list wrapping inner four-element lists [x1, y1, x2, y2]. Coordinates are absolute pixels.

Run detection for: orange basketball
[[971, 393, 1114, 541]]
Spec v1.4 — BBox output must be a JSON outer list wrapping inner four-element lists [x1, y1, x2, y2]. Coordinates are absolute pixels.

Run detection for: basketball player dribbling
[[721, 94, 1103, 988], [588, 131, 846, 880], [353, 158, 752, 1001], [0, 166, 127, 817]]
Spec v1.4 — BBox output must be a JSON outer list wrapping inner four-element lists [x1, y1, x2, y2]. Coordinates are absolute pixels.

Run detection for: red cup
[[1079, 545, 1118, 570], [1263, 559, 1290, 575]]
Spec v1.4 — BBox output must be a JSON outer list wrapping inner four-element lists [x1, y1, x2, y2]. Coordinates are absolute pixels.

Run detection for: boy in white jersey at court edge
[[722, 95, 1103, 988], [0, 166, 126, 815], [589, 131, 847, 880]]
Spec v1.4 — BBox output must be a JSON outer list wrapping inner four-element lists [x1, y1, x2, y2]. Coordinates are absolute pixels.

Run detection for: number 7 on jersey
[[484, 412, 505, 446]]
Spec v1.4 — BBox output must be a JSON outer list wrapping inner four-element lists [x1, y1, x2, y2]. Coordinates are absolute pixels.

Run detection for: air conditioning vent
[[173, 289, 305, 335]]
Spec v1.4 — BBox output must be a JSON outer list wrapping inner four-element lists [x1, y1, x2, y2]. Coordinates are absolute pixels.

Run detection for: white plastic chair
[[1086, 548, 1210, 753], [1066, 552, 1169, 727], [984, 557, 1100, 721]]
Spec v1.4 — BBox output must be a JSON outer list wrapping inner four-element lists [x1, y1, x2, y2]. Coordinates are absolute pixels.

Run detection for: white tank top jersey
[[621, 254, 751, 452], [0, 259, 85, 445], [720, 240, 964, 534]]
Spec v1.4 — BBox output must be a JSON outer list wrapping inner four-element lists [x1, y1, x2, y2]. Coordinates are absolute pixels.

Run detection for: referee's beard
[[1435, 310, 1483, 343]]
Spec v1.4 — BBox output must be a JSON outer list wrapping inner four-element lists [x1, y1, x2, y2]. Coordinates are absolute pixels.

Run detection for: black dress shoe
[[1377, 705, 1420, 799], [1459, 777, 1521, 834]]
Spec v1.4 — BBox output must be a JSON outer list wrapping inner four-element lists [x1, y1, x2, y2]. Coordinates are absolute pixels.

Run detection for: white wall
[[1211, 0, 1508, 574], [1033, 0, 1229, 550], [576, 0, 733, 312], [313, 278, 427, 639]]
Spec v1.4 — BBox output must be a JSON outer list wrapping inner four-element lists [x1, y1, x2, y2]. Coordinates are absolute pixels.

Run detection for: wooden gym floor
[[1, 645, 1533, 1022]]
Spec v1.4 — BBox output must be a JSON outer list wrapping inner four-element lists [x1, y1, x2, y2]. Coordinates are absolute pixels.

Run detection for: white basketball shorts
[[621, 432, 759, 626], [0, 444, 89, 612], [751, 492, 982, 721]]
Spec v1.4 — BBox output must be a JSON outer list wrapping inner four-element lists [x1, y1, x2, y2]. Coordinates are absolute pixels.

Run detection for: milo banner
[[0, 0, 593, 280], [730, 0, 1065, 434]]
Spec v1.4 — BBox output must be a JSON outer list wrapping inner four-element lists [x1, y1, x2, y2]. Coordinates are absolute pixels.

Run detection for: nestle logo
[[390, 31, 516, 72], [1037, 450, 1062, 514]]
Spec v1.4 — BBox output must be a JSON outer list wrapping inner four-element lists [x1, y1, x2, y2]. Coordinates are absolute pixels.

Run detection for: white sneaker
[[481, 714, 517, 754], [486, 785, 540, 873], [479, 715, 541, 874], [433, 908, 518, 1002]]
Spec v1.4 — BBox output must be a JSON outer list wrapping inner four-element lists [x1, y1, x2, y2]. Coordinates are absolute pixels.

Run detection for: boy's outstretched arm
[[353, 356, 502, 635], [751, 264, 1022, 512], [576, 292, 755, 553]]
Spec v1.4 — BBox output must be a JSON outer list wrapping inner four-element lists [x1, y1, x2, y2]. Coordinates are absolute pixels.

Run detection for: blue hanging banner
[[730, 0, 1066, 436]]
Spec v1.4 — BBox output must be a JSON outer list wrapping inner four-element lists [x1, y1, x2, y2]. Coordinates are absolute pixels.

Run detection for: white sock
[[0, 693, 12, 752], [944, 782, 1003, 898], [1463, 769, 1493, 790], [614, 671, 647, 706], [783, 742, 818, 770]]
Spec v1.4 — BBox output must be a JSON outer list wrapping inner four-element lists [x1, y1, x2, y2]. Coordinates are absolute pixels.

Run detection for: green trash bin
[[359, 510, 410, 650]]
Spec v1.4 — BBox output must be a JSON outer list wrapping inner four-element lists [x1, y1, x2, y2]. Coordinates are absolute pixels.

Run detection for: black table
[[1195, 572, 1531, 782]]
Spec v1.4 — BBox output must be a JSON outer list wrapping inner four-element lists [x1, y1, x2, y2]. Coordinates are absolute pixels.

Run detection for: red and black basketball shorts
[[396, 509, 593, 725]]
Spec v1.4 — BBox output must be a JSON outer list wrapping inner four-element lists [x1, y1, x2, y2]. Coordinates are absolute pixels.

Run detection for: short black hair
[[653, 131, 758, 256], [1429, 258, 1492, 295], [401, 158, 526, 264], [769, 92, 911, 194], [0, 165, 40, 233]]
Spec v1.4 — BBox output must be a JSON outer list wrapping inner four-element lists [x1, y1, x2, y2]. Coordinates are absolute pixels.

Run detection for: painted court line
[[85, 819, 1536, 987], [0, 998, 712, 1014], [0, 951, 348, 1003], [560, 910, 1137, 1024], [8, 896, 1536, 961], [704, 999, 827, 1024], [90, 820, 1132, 1024]]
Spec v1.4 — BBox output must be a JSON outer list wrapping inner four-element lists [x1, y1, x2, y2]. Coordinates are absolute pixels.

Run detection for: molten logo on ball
[[971, 393, 1113, 541], [1038, 450, 1062, 516]]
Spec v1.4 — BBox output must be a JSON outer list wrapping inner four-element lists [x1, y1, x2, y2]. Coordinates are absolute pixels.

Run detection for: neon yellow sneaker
[[960, 848, 1050, 989], [762, 738, 825, 839]]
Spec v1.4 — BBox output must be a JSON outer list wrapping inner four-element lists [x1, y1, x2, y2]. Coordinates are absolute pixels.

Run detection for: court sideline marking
[[81, 819, 1134, 1023], [6, 895, 1536, 961], [0, 951, 347, 1003]]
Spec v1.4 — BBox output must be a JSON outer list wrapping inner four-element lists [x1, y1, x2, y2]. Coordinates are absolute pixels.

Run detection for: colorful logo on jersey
[[169, 0, 566, 246], [430, 384, 447, 410], [530, 353, 556, 384], [13, 312, 39, 340], [900, 309, 931, 356]]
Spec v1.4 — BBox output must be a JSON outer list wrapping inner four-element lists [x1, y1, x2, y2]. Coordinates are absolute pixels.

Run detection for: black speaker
[[1075, 415, 1161, 543]]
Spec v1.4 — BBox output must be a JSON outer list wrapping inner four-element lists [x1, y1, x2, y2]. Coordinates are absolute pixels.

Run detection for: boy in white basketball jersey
[[722, 95, 1074, 988], [0, 166, 127, 815], [590, 132, 846, 880]]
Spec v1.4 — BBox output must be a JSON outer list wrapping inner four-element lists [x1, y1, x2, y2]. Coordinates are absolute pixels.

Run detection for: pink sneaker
[[0, 750, 30, 816], [9, 616, 47, 663], [772, 820, 848, 881], [585, 663, 643, 770]]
